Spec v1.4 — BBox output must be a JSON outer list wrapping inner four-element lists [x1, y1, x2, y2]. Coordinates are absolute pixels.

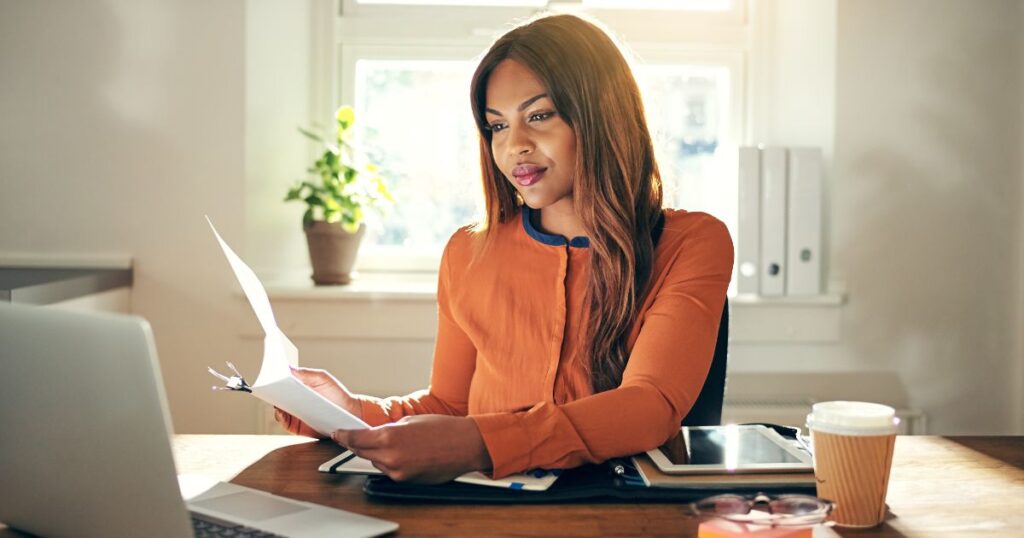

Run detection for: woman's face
[[484, 59, 577, 210]]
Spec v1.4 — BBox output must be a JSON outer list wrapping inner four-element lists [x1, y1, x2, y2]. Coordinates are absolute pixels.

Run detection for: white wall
[[244, 1, 316, 278], [831, 0, 1022, 433], [0, 0, 256, 433], [714, 0, 1024, 435], [1017, 1, 1024, 434]]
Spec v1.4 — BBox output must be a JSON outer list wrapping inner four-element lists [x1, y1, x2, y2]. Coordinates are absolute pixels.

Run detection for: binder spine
[[760, 147, 788, 296], [786, 148, 823, 295], [737, 147, 761, 295]]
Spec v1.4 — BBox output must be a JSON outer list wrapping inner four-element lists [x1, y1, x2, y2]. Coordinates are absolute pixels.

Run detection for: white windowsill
[[264, 272, 845, 303], [731, 292, 846, 306], [263, 271, 437, 302], [261, 272, 848, 341]]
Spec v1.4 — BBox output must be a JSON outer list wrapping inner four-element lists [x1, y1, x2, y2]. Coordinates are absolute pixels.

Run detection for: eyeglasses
[[690, 493, 834, 526]]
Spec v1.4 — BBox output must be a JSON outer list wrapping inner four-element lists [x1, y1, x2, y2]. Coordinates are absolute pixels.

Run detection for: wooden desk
[[173, 435, 1023, 537]]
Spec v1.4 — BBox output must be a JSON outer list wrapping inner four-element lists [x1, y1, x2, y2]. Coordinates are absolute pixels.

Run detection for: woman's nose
[[507, 125, 534, 156]]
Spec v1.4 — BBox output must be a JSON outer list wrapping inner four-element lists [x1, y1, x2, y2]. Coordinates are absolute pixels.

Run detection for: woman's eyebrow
[[485, 93, 549, 117]]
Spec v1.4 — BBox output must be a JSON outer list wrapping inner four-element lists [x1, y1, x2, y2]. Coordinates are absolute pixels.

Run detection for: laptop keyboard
[[191, 512, 283, 538]]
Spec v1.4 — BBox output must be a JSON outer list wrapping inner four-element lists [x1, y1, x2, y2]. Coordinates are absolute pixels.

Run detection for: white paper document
[[318, 451, 562, 492], [207, 217, 369, 435]]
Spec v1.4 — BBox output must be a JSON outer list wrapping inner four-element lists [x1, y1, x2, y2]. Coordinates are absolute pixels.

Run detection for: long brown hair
[[469, 14, 664, 393]]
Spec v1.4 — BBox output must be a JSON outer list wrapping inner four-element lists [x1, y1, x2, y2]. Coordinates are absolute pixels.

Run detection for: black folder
[[361, 424, 817, 503]]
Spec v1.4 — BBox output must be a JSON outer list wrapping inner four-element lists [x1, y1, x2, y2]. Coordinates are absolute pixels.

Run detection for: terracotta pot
[[303, 221, 366, 285]]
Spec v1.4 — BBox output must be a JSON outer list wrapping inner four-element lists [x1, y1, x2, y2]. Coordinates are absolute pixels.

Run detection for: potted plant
[[285, 106, 393, 285]]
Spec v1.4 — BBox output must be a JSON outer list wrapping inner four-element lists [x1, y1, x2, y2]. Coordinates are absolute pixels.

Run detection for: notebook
[[631, 454, 817, 489]]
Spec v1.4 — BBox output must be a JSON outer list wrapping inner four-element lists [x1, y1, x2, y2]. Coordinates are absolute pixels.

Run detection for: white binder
[[786, 148, 823, 295], [760, 147, 787, 296], [737, 147, 761, 294]]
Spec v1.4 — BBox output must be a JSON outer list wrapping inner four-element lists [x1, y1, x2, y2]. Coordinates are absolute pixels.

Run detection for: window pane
[[635, 64, 736, 235], [354, 59, 735, 266], [583, 0, 732, 10], [354, 59, 482, 254]]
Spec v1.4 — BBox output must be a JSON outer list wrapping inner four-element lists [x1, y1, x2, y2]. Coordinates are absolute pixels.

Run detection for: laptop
[[0, 303, 398, 538]]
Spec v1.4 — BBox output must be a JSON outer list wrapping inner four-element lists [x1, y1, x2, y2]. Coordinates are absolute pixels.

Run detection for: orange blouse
[[357, 206, 734, 478]]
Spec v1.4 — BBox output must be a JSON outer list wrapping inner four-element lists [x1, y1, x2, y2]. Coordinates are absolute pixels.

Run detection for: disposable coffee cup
[[806, 401, 899, 528]]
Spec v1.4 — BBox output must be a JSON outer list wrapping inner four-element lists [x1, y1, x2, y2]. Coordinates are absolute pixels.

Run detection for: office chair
[[681, 299, 729, 427]]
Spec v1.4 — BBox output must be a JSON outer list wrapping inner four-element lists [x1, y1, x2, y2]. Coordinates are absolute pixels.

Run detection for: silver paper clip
[[208, 361, 252, 393]]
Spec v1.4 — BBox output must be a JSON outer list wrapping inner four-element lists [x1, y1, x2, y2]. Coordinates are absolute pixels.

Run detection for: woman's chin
[[519, 192, 557, 210]]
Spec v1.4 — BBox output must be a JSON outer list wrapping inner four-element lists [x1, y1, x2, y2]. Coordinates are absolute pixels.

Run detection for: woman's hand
[[332, 415, 492, 484], [274, 367, 362, 439]]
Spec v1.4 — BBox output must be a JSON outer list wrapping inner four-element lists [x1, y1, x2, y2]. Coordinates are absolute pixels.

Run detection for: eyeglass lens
[[768, 496, 828, 516], [694, 494, 829, 517]]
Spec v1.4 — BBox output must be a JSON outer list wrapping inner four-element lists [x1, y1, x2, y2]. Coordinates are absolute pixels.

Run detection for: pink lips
[[512, 164, 547, 187]]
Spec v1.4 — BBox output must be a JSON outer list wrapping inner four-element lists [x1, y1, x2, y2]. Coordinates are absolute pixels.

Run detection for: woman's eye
[[487, 122, 507, 132], [528, 111, 554, 122]]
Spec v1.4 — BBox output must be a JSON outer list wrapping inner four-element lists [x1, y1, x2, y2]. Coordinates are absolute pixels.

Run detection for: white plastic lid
[[805, 401, 900, 436]]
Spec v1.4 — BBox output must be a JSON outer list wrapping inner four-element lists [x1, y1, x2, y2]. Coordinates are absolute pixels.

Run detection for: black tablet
[[646, 424, 813, 474]]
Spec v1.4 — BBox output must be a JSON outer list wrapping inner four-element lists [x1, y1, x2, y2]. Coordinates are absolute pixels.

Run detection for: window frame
[[329, 0, 751, 273]]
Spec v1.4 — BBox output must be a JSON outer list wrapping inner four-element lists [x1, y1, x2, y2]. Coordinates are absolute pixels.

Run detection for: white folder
[[760, 147, 788, 296], [786, 148, 823, 296], [737, 147, 761, 295]]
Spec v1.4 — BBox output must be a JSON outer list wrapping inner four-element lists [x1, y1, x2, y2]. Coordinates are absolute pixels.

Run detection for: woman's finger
[[368, 458, 394, 476], [290, 367, 329, 386], [294, 420, 323, 438], [276, 408, 325, 438], [276, 408, 297, 433], [349, 446, 390, 465], [333, 428, 387, 450]]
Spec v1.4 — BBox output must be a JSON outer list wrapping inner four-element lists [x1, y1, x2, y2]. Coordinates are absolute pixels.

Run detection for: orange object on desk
[[698, 518, 812, 538]]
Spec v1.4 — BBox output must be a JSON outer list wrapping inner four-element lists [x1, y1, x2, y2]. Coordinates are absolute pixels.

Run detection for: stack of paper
[[208, 217, 369, 435]]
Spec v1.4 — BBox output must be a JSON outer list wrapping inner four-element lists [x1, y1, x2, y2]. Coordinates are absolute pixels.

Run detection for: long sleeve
[[470, 215, 733, 478], [356, 233, 478, 426]]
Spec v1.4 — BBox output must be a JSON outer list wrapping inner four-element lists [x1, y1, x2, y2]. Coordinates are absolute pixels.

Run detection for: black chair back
[[681, 299, 729, 427]]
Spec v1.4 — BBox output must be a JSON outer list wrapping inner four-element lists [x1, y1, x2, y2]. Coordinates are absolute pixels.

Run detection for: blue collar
[[521, 206, 591, 248]]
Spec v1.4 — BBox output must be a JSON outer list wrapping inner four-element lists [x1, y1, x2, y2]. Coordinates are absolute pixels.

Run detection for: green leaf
[[292, 104, 397, 227], [302, 208, 314, 228], [297, 126, 324, 143], [340, 212, 359, 233]]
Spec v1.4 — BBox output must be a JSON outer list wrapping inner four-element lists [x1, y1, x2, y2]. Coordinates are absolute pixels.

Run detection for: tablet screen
[[657, 426, 802, 466]]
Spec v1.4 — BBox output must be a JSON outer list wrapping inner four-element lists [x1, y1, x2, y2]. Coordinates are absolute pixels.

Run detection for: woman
[[276, 13, 733, 484]]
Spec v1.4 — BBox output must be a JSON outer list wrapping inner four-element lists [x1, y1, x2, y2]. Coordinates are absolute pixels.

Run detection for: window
[[354, 59, 482, 253], [333, 0, 748, 272]]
